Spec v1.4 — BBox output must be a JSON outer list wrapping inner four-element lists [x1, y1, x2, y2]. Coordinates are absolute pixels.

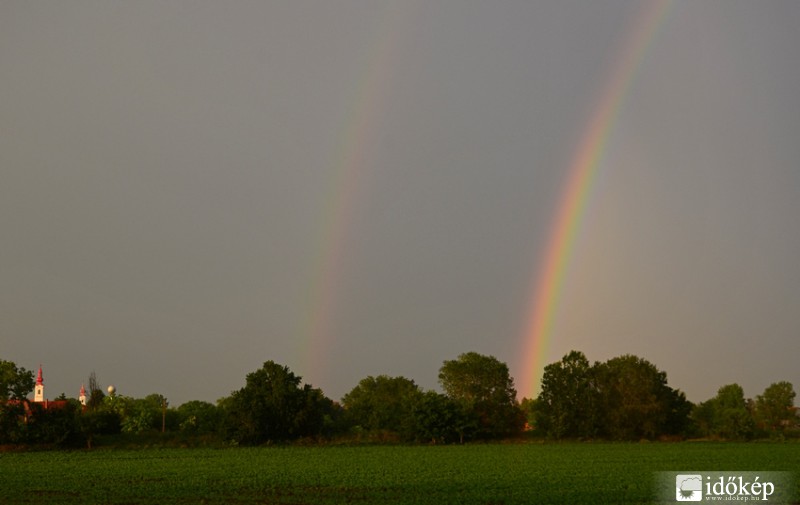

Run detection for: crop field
[[0, 443, 798, 504]]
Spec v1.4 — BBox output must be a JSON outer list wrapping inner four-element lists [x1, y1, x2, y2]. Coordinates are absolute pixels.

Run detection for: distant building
[[34, 365, 44, 403], [23, 365, 73, 412], [1, 365, 76, 423]]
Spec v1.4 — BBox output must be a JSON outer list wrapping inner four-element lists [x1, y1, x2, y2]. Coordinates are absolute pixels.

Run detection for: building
[[24, 365, 70, 411], [33, 365, 44, 402], [1, 365, 80, 426]]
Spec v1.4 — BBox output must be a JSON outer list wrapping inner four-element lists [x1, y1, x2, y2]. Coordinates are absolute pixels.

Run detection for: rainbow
[[518, 0, 672, 399], [297, 4, 417, 385]]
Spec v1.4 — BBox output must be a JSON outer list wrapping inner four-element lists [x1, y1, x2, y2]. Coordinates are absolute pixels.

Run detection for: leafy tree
[[709, 384, 755, 440], [141, 393, 179, 432], [98, 391, 176, 438], [0, 359, 35, 401], [690, 398, 716, 437], [535, 351, 598, 439], [121, 398, 158, 434], [593, 354, 688, 440], [662, 387, 693, 437], [532, 352, 691, 440], [222, 361, 334, 444], [439, 352, 524, 439], [405, 391, 467, 444], [294, 384, 341, 439], [755, 381, 796, 433], [177, 400, 221, 434], [0, 401, 27, 444], [341, 375, 422, 435], [78, 407, 122, 449], [0, 359, 32, 444], [26, 399, 82, 446]]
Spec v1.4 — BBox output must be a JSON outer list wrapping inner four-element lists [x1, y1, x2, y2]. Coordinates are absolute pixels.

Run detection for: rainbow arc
[[519, 0, 672, 399]]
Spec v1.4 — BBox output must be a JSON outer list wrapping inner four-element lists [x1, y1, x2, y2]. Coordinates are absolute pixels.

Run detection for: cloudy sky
[[2, 1, 798, 406]]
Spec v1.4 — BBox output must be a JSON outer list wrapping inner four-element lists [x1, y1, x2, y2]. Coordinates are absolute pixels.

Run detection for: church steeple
[[79, 384, 87, 406], [34, 364, 45, 402]]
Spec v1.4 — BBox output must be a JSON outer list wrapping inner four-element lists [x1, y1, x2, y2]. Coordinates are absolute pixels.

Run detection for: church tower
[[79, 384, 87, 406], [34, 365, 45, 403]]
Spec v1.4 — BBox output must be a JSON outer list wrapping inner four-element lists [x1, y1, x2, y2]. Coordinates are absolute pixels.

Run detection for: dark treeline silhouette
[[524, 351, 797, 441], [0, 352, 797, 448]]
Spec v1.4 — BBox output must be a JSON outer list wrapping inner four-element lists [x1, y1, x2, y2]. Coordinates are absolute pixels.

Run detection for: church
[[23, 364, 83, 412]]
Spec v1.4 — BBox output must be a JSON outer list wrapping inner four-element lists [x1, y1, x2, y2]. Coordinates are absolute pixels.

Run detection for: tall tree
[[755, 381, 795, 432], [710, 384, 755, 440], [690, 398, 716, 437], [662, 387, 693, 436], [341, 375, 422, 435], [0, 360, 38, 446], [535, 350, 597, 439], [294, 384, 340, 439], [405, 391, 466, 444], [439, 352, 524, 439], [0, 359, 34, 401], [593, 354, 688, 440], [222, 361, 333, 444]]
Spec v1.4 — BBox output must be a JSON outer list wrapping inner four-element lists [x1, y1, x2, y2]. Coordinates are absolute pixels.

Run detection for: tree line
[[527, 350, 796, 440], [1, 351, 797, 448]]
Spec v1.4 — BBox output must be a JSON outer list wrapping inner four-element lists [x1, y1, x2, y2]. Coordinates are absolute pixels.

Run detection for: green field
[[1, 443, 797, 504]]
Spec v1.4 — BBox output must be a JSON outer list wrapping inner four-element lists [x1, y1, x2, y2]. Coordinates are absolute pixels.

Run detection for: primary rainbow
[[518, 0, 672, 399]]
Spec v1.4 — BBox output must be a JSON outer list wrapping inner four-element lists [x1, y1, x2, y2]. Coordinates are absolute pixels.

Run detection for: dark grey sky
[[2, 1, 799, 405]]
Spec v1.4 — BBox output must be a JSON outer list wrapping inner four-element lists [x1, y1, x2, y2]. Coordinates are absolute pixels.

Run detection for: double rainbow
[[295, 1, 671, 398]]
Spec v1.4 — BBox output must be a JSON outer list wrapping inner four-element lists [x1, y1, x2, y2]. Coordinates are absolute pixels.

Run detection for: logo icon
[[676, 475, 703, 501]]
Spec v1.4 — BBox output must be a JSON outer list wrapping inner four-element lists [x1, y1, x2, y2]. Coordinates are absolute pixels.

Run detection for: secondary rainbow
[[519, 0, 672, 399], [297, 5, 417, 384]]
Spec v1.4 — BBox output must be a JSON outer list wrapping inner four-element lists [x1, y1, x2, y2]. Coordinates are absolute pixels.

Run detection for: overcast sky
[[2, 1, 799, 406]]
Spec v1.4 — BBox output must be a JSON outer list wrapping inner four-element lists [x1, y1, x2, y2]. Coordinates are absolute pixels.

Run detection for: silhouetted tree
[[696, 384, 755, 440], [0, 401, 27, 444], [535, 350, 598, 439], [177, 400, 221, 434], [405, 391, 467, 443], [26, 399, 82, 446], [439, 352, 524, 439], [294, 384, 341, 439], [221, 361, 334, 444], [341, 375, 422, 436], [594, 354, 687, 440], [0, 359, 34, 401], [755, 381, 796, 433], [534, 352, 691, 440]]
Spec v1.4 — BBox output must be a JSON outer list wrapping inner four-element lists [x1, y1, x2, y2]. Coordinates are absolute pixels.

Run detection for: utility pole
[[162, 397, 168, 433]]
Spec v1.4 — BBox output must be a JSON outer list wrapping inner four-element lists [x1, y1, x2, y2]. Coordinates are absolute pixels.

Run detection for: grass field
[[1, 442, 798, 504]]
